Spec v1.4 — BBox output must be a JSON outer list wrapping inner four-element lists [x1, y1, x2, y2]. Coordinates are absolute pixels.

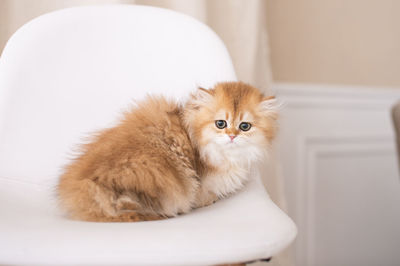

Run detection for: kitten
[[57, 81, 277, 222]]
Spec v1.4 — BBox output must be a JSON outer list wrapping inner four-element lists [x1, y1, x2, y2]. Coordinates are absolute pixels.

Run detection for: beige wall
[[266, 0, 400, 88]]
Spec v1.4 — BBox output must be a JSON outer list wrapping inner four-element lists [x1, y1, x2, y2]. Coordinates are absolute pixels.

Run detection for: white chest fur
[[198, 141, 260, 198], [202, 165, 249, 198]]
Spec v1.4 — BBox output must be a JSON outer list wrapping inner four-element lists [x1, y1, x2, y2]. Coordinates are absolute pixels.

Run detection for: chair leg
[[218, 264, 246, 266], [218, 257, 272, 266]]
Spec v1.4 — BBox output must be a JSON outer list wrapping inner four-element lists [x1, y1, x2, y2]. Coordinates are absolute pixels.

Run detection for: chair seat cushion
[[0, 171, 296, 265]]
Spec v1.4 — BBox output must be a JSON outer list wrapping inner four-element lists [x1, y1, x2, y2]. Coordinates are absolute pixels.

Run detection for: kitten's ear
[[188, 87, 214, 109], [196, 87, 214, 99], [259, 95, 279, 118]]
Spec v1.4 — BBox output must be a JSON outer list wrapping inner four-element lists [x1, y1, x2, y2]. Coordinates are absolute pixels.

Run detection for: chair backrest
[[0, 5, 236, 187]]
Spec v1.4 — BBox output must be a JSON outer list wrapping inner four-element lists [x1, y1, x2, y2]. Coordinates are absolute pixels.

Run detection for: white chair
[[0, 5, 296, 265]]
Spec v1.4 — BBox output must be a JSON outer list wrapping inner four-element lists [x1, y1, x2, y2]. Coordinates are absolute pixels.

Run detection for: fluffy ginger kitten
[[57, 82, 277, 222]]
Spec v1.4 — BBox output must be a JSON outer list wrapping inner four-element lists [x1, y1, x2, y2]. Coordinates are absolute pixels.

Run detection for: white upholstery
[[0, 5, 296, 265]]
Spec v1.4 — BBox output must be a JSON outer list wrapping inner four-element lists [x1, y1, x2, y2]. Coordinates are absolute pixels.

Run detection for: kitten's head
[[183, 82, 278, 166]]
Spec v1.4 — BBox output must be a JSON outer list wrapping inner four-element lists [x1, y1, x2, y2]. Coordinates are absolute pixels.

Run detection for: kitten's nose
[[229, 135, 236, 141]]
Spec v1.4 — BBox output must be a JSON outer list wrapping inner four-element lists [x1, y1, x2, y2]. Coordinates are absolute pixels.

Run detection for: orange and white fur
[[57, 82, 277, 222]]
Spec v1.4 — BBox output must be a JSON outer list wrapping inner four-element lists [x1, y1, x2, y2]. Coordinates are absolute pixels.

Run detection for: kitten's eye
[[239, 122, 252, 131], [215, 120, 227, 129]]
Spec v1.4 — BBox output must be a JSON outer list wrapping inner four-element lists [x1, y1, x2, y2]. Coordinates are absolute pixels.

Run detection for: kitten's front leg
[[194, 186, 219, 208]]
